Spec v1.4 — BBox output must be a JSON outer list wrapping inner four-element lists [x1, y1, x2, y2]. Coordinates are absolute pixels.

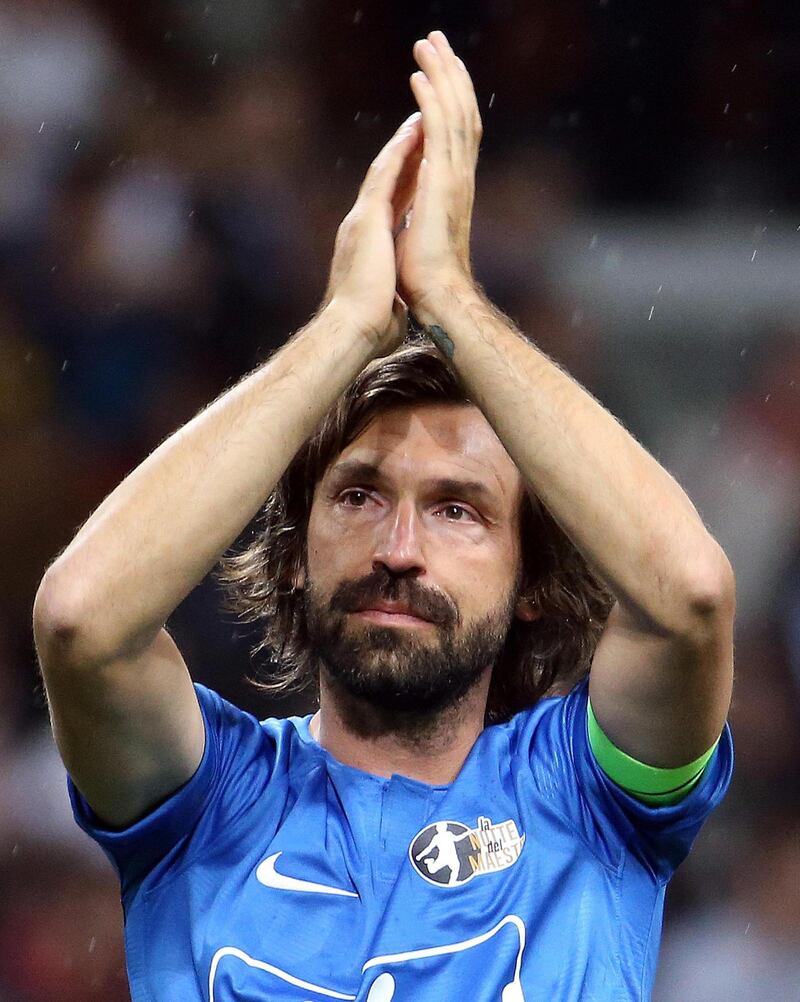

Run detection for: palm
[[395, 180, 473, 311], [392, 32, 482, 316]]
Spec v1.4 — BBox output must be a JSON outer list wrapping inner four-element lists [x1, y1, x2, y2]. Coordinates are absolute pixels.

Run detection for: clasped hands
[[324, 30, 483, 356]]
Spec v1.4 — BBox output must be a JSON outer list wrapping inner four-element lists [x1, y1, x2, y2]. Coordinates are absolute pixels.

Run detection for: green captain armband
[[587, 699, 720, 806]]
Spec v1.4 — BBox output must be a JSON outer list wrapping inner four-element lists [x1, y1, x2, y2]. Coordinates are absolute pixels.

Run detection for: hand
[[395, 31, 483, 318], [323, 112, 424, 356]]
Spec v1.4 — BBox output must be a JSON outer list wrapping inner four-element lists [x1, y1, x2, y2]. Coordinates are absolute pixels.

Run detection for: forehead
[[327, 402, 524, 504]]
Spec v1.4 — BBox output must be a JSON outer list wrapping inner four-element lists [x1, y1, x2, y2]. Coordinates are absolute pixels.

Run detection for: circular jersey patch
[[409, 816, 525, 888]]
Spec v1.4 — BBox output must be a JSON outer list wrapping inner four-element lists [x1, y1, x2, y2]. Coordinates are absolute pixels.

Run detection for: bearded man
[[33, 30, 734, 1002]]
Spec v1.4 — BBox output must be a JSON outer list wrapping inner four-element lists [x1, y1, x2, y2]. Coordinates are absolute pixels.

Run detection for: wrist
[[321, 295, 397, 360], [407, 274, 483, 328]]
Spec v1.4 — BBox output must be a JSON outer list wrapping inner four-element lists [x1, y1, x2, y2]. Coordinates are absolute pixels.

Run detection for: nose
[[371, 498, 426, 576]]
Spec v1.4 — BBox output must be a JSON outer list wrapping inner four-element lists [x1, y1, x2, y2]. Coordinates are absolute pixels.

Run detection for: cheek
[[306, 511, 366, 587], [433, 558, 511, 618], [453, 549, 520, 612]]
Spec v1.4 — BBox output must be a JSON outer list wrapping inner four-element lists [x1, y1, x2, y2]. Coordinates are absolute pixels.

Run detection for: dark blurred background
[[1, 1, 799, 998]]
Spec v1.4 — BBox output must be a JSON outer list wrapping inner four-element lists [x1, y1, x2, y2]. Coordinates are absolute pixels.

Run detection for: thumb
[[380, 293, 408, 354], [357, 113, 422, 210]]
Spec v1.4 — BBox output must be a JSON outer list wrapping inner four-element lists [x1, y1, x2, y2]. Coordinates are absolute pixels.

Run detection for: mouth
[[352, 608, 435, 628]]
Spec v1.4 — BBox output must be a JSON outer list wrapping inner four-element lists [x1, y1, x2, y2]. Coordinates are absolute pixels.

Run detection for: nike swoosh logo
[[255, 852, 358, 898]]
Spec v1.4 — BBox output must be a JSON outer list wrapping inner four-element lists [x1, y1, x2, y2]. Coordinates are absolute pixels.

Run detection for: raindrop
[[38, 121, 45, 134], [74, 139, 81, 151], [657, 284, 663, 294], [211, 52, 219, 66], [354, 111, 361, 122], [11, 844, 19, 857], [353, 9, 363, 24], [89, 937, 96, 954], [648, 305, 655, 321], [764, 394, 771, 403], [61, 360, 69, 372], [627, 96, 645, 115], [489, 92, 495, 109], [723, 103, 730, 115], [589, 234, 598, 250], [731, 63, 737, 73], [24, 352, 32, 362], [751, 249, 757, 262], [739, 347, 748, 357]]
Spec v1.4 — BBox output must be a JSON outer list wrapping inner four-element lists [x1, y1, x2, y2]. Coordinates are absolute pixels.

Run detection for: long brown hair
[[216, 337, 614, 724]]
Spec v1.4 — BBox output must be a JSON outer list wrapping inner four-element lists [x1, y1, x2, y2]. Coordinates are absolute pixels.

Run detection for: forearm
[[36, 300, 377, 663], [416, 282, 731, 634]]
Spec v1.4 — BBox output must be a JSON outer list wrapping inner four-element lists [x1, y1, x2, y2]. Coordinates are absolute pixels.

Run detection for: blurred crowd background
[[1, 1, 799, 998]]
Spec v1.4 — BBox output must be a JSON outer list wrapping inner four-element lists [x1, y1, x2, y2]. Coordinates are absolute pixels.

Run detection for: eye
[[437, 503, 476, 522], [339, 489, 372, 508]]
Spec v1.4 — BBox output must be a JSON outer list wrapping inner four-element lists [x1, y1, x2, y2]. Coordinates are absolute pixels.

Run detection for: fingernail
[[401, 111, 422, 128]]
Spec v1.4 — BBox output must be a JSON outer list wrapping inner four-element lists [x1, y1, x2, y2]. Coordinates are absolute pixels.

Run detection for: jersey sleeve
[[67, 683, 277, 897], [519, 679, 733, 881]]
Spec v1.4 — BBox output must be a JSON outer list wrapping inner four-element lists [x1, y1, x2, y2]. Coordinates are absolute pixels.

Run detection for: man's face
[[303, 402, 531, 722]]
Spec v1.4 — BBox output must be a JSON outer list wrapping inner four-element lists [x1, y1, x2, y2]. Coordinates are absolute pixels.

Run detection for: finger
[[391, 130, 423, 232], [428, 31, 483, 144], [357, 112, 422, 207], [425, 32, 470, 129], [413, 38, 462, 153], [384, 293, 409, 348], [409, 71, 448, 170]]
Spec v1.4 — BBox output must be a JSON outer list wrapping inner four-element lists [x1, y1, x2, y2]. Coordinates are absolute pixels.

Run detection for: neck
[[308, 669, 492, 785]]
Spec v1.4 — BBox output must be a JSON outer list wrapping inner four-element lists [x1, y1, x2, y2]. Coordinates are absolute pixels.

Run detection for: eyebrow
[[326, 459, 500, 509]]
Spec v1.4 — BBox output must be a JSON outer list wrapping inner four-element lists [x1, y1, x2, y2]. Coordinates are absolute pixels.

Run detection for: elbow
[[683, 544, 736, 630], [33, 568, 84, 645], [34, 565, 160, 670], [33, 566, 94, 669], [623, 543, 735, 643]]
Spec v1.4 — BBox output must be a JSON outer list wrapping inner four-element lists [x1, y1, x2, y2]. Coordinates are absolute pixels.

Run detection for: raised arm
[[33, 111, 425, 827], [397, 31, 734, 770]]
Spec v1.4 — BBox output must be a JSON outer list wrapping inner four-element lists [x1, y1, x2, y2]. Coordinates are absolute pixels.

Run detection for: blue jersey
[[68, 679, 732, 1001]]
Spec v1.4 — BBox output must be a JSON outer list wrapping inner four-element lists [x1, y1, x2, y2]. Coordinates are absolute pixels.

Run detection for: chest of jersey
[[146, 757, 617, 1002]]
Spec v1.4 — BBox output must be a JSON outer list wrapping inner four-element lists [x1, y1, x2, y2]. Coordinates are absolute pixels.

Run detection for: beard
[[302, 566, 519, 739]]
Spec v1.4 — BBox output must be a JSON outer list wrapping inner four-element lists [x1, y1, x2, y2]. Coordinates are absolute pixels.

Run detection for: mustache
[[328, 569, 458, 627]]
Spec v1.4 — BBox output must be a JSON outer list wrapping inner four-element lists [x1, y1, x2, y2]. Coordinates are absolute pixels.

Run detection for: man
[[33, 30, 734, 1001]]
